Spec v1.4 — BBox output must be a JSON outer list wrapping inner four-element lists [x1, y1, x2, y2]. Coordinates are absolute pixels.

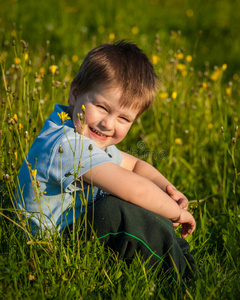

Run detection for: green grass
[[1, 0, 240, 299]]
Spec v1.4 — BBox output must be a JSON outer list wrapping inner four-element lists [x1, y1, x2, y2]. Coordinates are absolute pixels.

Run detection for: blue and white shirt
[[16, 104, 122, 234]]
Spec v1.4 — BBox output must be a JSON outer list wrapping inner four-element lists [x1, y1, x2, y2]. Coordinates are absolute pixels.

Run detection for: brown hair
[[71, 40, 159, 117]]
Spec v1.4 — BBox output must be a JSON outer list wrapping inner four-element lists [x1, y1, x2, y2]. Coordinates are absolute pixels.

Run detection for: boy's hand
[[166, 185, 188, 210], [177, 209, 196, 238], [166, 185, 189, 227]]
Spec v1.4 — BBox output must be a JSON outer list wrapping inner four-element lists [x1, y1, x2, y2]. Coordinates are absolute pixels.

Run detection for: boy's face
[[69, 85, 139, 149]]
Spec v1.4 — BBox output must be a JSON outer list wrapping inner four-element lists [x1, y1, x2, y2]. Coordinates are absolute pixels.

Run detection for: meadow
[[0, 0, 240, 299]]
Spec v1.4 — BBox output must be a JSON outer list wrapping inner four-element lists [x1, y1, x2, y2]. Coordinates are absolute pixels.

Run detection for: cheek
[[115, 124, 131, 139]]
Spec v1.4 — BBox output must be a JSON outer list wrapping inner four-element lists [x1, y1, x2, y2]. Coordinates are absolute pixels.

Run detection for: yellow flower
[[175, 53, 184, 60], [172, 91, 177, 99], [175, 138, 182, 145], [202, 82, 207, 89], [210, 69, 222, 81], [222, 64, 227, 71], [24, 53, 29, 61], [186, 55, 192, 63], [14, 151, 18, 160], [13, 114, 18, 122], [49, 65, 58, 75], [159, 92, 169, 99], [14, 57, 21, 65], [234, 117, 238, 122], [109, 33, 115, 40], [208, 123, 213, 130], [176, 64, 186, 71], [40, 67, 45, 75], [58, 112, 71, 123], [152, 55, 160, 65], [82, 105, 86, 113], [9, 126, 12, 131], [18, 123, 23, 132], [131, 26, 139, 34], [32, 169, 37, 179], [226, 87, 231, 96], [181, 70, 187, 77], [72, 55, 78, 62]]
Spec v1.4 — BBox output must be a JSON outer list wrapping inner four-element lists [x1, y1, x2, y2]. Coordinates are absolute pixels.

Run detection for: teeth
[[91, 127, 107, 137]]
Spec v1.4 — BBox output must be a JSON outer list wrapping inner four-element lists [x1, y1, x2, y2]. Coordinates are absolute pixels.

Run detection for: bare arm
[[83, 162, 195, 237], [120, 151, 189, 210]]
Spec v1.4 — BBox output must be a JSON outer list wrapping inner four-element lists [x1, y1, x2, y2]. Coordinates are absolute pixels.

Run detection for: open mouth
[[89, 127, 109, 140]]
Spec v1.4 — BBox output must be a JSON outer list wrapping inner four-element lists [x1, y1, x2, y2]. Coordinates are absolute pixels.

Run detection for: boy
[[17, 41, 196, 278]]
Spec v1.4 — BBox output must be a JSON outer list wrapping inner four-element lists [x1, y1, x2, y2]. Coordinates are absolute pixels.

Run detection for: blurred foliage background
[[1, 0, 240, 79]]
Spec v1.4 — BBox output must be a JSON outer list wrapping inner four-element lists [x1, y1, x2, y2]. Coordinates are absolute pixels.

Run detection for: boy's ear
[[69, 84, 78, 105]]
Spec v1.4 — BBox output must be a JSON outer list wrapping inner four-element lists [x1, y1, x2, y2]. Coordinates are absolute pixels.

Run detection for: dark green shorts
[[68, 195, 196, 279]]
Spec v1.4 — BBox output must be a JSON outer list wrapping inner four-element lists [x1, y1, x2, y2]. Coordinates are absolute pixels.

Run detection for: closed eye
[[120, 116, 130, 122], [97, 105, 108, 111]]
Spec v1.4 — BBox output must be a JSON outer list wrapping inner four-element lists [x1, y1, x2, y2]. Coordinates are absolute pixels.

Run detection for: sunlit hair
[[71, 40, 159, 117]]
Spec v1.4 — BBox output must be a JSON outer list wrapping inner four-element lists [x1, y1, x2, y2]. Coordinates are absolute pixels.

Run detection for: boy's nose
[[99, 115, 115, 131]]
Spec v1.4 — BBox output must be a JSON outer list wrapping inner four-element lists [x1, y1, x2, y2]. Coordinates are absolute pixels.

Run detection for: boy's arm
[[120, 151, 188, 210], [83, 162, 195, 238]]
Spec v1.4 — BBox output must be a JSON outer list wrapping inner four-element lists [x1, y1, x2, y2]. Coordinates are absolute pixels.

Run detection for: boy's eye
[[120, 116, 130, 122], [97, 105, 107, 111]]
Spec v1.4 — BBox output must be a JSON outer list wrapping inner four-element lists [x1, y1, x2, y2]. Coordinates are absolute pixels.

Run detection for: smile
[[89, 127, 110, 140]]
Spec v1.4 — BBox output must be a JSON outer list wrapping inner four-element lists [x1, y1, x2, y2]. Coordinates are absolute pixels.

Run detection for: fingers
[[178, 198, 188, 210], [166, 185, 189, 209], [181, 220, 196, 238]]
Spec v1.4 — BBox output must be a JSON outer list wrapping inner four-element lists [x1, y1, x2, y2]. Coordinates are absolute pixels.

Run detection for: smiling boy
[[17, 41, 196, 278]]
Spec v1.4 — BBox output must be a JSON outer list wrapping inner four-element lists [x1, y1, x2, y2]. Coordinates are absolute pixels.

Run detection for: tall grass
[[1, 4, 240, 299]]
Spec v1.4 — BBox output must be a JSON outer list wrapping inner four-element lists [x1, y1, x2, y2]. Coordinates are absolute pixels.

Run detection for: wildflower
[[131, 26, 139, 34], [181, 70, 187, 77], [18, 123, 23, 132], [14, 151, 17, 160], [49, 65, 58, 75], [176, 64, 186, 71], [175, 138, 182, 145], [77, 112, 84, 121], [72, 55, 78, 62], [232, 137, 236, 147], [9, 126, 12, 131], [226, 87, 231, 96], [57, 112, 71, 123], [210, 69, 222, 81], [31, 169, 37, 179], [172, 91, 177, 99], [186, 55, 192, 63], [58, 145, 63, 153], [175, 53, 184, 60], [208, 123, 213, 130], [234, 117, 238, 122], [222, 64, 227, 71], [24, 131, 29, 139], [40, 67, 45, 75], [152, 55, 160, 65], [159, 92, 169, 99], [109, 33, 115, 40], [24, 53, 29, 61], [13, 114, 18, 123], [202, 82, 207, 89], [14, 57, 21, 65], [82, 105, 86, 113]]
